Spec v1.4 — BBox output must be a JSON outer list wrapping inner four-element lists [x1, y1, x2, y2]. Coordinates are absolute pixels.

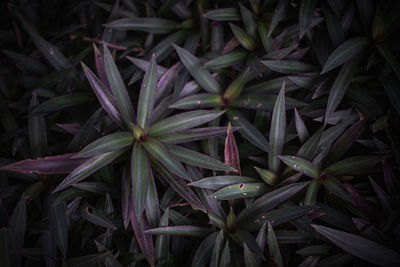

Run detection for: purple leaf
[[224, 123, 241, 175]]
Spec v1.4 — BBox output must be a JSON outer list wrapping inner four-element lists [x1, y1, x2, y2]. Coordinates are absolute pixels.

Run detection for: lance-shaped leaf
[[145, 167, 160, 228], [323, 155, 387, 176], [269, 82, 286, 172], [223, 67, 250, 103], [231, 94, 306, 110], [326, 119, 366, 164], [32, 93, 89, 113], [322, 37, 369, 73], [142, 137, 188, 179], [203, 8, 241, 21], [10, 194, 26, 266], [269, 0, 289, 36], [53, 149, 127, 192], [344, 183, 382, 221], [377, 44, 400, 80], [166, 144, 235, 172], [104, 17, 178, 34], [311, 224, 400, 266], [279, 156, 320, 179], [189, 176, 258, 190], [148, 110, 225, 136], [294, 108, 310, 143], [229, 23, 256, 51], [0, 153, 87, 174], [29, 93, 47, 158], [213, 183, 269, 200], [325, 57, 359, 124], [220, 241, 231, 267], [169, 94, 223, 109], [103, 45, 136, 127], [153, 160, 206, 212], [156, 62, 180, 100], [81, 63, 123, 127], [224, 123, 241, 175], [74, 132, 134, 158], [157, 127, 229, 144], [121, 168, 130, 230], [305, 180, 320, 205], [173, 44, 220, 93], [258, 21, 273, 53], [131, 142, 150, 219], [192, 232, 219, 267], [145, 226, 210, 237], [93, 44, 110, 89], [136, 53, 158, 131], [83, 205, 117, 230], [238, 182, 309, 224], [261, 60, 317, 74], [130, 208, 154, 266], [48, 197, 68, 258], [231, 230, 265, 260], [322, 176, 354, 204], [244, 243, 258, 267], [15, 12, 72, 70], [210, 230, 224, 267], [205, 51, 247, 68], [299, 0, 317, 38], [126, 57, 167, 78], [227, 108, 270, 153], [254, 166, 278, 186], [155, 208, 169, 266], [268, 222, 284, 267], [382, 75, 400, 115]]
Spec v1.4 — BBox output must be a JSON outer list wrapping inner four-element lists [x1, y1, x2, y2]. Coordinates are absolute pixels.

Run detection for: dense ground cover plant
[[1, 0, 400, 266]]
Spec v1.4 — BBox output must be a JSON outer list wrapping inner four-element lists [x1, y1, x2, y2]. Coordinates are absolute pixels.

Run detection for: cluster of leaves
[[1, 0, 400, 266]]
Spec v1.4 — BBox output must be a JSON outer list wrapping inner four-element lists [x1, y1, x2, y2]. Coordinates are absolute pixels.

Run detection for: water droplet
[[197, 101, 201, 105], [49, 48, 54, 55], [243, 192, 247, 196], [233, 116, 239, 120]]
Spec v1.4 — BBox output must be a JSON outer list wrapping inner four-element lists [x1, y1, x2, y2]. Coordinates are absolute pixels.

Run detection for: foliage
[[1, 0, 400, 266]]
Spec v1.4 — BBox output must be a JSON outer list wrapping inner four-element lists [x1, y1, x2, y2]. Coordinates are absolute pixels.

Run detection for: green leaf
[[103, 45, 136, 127], [81, 63, 123, 127], [269, 81, 286, 172], [296, 244, 331, 256], [231, 94, 306, 110], [294, 108, 310, 143], [74, 132, 134, 158], [203, 8, 241, 21], [33, 93, 88, 113], [155, 208, 169, 266], [381, 75, 400, 115], [278, 156, 320, 179], [227, 108, 270, 153], [169, 94, 223, 109], [311, 224, 400, 266], [126, 56, 167, 79], [53, 148, 127, 192], [238, 182, 309, 224], [137, 53, 157, 131], [213, 183, 269, 200], [157, 127, 229, 144], [205, 51, 247, 68], [104, 18, 178, 33], [173, 44, 221, 93], [223, 67, 250, 103], [188, 175, 258, 190], [224, 123, 241, 175], [29, 93, 47, 158], [322, 37, 369, 73], [325, 57, 360, 124], [83, 205, 117, 230], [258, 21, 273, 53], [321, 176, 354, 204], [323, 155, 386, 176], [219, 241, 231, 267], [229, 23, 256, 51], [9, 194, 26, 265], [244, 243, 258, 267], [261, 60, 317, 74], [145, 226, 210, 237], [142, 137, 188, 179], [305, 180, 320, 205], [148, 110, 225, 136], [131, 142, 149, 219], [15, 12, 72, 70], [48, 197, 68, 257], [269, 0, 289, 36], [210, 230, 224, 267], [254, 166, 278, 186], [166, 144, 235, 172], [268, 222, 283, 267], [299, 0, 317, 38], [192, 232, 219, 267]]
